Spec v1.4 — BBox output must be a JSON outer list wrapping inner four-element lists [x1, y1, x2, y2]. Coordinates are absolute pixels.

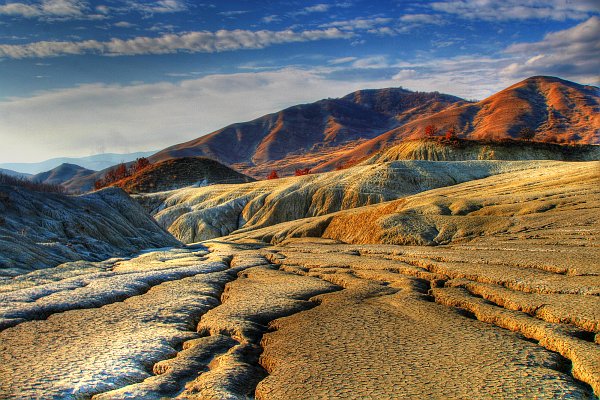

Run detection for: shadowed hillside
[[0, 185, 179, 275], [32, 163, 95, 188], [108, 157, 255, 193]]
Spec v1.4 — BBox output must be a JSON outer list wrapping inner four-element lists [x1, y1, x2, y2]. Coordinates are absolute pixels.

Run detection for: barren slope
[[226, 161, 600, 247], [146, 76, 598, 179], [0, 185, 179, 275], [138, 160, 554, 244], [313, 138, 600, 172], [149, 88, 465, 176]]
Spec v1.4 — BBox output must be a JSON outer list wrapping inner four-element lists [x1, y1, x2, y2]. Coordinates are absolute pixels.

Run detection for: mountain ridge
[[149, 76, 599, 178]]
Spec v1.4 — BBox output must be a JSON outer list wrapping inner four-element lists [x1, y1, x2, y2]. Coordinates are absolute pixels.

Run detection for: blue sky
[[0, 0, 598, 163]]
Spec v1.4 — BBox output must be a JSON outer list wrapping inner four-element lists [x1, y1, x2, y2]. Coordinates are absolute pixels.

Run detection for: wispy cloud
[[502, 16, 600, 83], [351, 55, 389, 69], [126, 0, 187, 14], [0, 0, 105, 20], [430, 0, 599, 21], [291, 2, 352, 16], [218, 10, 249, 17], [328, 56, 357, 65], [321, 17, 393, 31], [114, 21, 136, 28], [261, 14, 280, 23], [0, 28, 352, 59]]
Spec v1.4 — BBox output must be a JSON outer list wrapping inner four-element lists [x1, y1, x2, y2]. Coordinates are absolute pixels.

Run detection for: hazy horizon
[[0, 0, 598, 163]]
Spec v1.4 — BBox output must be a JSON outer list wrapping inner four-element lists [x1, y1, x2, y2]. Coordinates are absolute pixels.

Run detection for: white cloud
[[304, 4, 330, 12], [0, 28, 352, 59], [430, 0, 599, 21], [321, 17, 393, 31], [392, 69, 417, 80], [218, 10, 249, 17], [0, 3, 41, 17], [114, 21, 135, 28], [0, 0, 107, 19], [95, 5, 109, 14], [328, 56, 357, 65], [261, 14, 280, 23], [128, 0, 187, 14], [0, 0, 89, 19], [501, 16, 600, 83], [351, 55, 389, 69], [292, 2, 351, 16]]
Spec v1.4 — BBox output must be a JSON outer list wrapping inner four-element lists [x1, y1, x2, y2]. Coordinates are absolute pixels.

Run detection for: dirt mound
[[0, 185, 179, 275], [138, 160, 560, 244], [109, 157, 254, 193]]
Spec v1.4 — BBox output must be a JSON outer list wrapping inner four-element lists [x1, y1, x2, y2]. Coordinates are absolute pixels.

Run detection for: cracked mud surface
[[1, 236, 597, 399]]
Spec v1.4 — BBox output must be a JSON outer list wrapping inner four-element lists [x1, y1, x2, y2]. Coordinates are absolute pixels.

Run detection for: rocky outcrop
[[0, 185, 179, 276]]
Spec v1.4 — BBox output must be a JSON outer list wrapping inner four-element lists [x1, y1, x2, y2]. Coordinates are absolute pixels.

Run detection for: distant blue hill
[[0, 151, 156, 175], [0, 168, 31, 179]]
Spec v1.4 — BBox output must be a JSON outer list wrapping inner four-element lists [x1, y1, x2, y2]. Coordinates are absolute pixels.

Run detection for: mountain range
[[9, 75, 598, 192], [0, 151, 156, 175], [150, 76, 599, 178]]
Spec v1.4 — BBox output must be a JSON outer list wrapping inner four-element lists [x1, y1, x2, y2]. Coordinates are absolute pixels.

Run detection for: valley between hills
[[0, 75, 599, 399]]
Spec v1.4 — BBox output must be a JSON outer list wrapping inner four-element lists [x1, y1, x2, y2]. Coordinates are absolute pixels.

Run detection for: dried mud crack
[[255, 240, 599, 399], [92, 250, 341, 399], [1, 239, 598, 398]]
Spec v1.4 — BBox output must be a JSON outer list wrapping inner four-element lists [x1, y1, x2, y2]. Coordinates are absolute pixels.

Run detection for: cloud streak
[[0, 0, 105, 20], [0, 28, 352, 58], [430, 0, 599, 21]]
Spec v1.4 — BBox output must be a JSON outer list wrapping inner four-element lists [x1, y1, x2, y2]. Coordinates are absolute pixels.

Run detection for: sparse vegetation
[[94, 157, 151, 190], [444, 126, 458, 141], [518, 127, 536, 141], [424, 125, 438, 138], [295, 168, 311, 176], [0, 172, 67, 193]]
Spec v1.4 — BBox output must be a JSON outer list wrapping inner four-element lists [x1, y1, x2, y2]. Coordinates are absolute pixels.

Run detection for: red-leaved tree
[[445, 127, 457, 141], [424, 125, 438, 138], [267, 170, 279, 180], [295, 168, 310, 176], [131, 157, 150, 173]]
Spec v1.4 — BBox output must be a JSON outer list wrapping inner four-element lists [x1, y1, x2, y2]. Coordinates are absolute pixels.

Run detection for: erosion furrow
[[431, 286, 600, 396], [0, 246, 246, 399], [94, 254, 341, 400]]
